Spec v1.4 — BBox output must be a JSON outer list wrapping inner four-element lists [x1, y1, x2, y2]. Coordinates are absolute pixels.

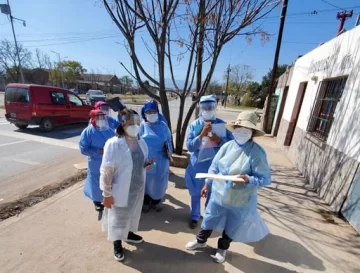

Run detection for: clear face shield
[[122, 114, 141, 137], [200, 101, 216, 121], [99, 104, 110, 116], [95, 114, 109, 130]]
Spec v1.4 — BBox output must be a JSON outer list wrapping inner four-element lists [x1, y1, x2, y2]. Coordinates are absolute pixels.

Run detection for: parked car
[[86, 89, 106, 105], [4, 84, 93, 132], [70, 88, 79, 95]]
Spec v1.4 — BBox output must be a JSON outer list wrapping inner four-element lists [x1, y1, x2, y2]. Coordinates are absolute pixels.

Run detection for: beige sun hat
[[226, 111, 265, 137]]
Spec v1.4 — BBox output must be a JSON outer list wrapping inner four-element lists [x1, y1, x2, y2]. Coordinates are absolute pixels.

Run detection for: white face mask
[[126, 125, 140, 137], [233, 127, 252, 145], [202, 110, 215, 121], [146, 113, 158, 123], [96, 119, 106, 129], [102, 110, 109, 116]]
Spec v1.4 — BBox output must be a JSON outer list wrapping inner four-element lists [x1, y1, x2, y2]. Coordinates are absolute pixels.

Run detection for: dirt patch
[[0, 171, 87, 222], [318, 208, 337, 224]]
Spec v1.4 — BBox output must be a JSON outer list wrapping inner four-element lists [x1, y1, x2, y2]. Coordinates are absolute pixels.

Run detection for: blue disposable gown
[[140, 120, 172, 200], [185, 117, 233, 221], [79, 126, 115, 202], [202, 140, 271, 243], [158, 113, 168, 126]]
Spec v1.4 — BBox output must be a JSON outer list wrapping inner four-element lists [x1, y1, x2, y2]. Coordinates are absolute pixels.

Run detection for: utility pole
[[51, 51, 64, 88], [225, 64, 231, 94], [224, 64, 231, 108], [194, 0, 206, 118], [262, 0, 288, 133], [337, 10, 353, 34], [1, 1, 26, 83]]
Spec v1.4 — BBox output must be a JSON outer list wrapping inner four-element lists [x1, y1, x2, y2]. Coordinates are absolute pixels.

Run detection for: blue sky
[[1, 0, 360, 84]]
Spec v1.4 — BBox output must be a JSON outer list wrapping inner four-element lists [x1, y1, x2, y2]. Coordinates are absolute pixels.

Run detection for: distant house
[[78, 74, 121, 93]]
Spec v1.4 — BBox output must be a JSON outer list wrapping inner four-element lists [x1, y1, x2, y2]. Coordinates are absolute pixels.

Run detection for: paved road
[[0, 96, 194, 204], [0, 92, 241, 205]]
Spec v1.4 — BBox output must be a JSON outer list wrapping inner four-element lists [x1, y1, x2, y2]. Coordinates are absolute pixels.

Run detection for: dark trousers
[[144, 194, 161, 205], [197, 229, 233, 250], [93, 201, 104, 211]]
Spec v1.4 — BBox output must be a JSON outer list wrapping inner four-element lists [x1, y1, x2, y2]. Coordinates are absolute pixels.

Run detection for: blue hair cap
[[200, 94, 216, 103]]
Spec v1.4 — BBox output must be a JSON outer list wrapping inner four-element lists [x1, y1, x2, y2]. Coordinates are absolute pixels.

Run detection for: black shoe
[[113, 240, 124, 262], [97, 210, 103, 221], [94, 204, 104, 212], [152, 204, 163, 212], [189, 220, 198, 229], [142, 204, 151, 213], [126, 232, 143, 244]]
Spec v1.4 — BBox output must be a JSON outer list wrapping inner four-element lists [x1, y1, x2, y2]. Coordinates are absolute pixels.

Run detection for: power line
[[267, 5, 360, 19], [25, 35, 120, 48], [283, 41, 320, 45], [319, 0, 345, 11], [18, 34, 120, 43]]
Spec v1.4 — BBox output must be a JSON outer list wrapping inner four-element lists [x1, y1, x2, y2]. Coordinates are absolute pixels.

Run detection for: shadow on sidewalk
[[257, 164, 360, 272], [248, 233, 325, 271], [122, 241, 298, 273], [139, 194, 194, 235], [169, 172, 187, 189]]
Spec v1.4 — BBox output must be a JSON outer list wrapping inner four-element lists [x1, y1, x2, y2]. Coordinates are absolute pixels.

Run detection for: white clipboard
[[195, 173, 245, 183]]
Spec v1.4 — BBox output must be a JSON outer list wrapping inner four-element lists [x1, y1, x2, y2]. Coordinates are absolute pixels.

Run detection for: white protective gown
[[100, 136, 148, 241]]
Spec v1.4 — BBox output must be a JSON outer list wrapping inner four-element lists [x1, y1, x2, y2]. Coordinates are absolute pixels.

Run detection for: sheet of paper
[[211, 123, 226, 137], [195, 173, 245, 183]]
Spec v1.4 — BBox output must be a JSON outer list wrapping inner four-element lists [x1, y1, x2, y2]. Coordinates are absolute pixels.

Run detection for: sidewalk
[[0, 137, 360, 273]]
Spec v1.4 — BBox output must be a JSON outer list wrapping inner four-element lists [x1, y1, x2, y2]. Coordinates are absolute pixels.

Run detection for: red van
[[4, 84, 93, 132]]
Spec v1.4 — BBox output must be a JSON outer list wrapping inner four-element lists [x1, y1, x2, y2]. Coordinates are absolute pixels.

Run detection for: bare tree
[[226, 64, 254, 96], [207, 80, 223, 96], [103, 0, 279, 154], [120, 75, 134, 86], [0, 39, 32, 82], [35, 48, 51, 70]]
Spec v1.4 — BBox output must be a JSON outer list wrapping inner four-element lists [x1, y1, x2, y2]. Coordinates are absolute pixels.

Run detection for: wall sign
[[308, 54, 353, 74]]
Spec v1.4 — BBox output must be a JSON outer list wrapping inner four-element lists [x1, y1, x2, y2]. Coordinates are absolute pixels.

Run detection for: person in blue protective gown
[[141, 100, 168, 125], [140, 100, 172, 212], [185, 94, 233, 229], [186, 111, 271, 264], [91, 101, 125, 131], [79, 109, 115, 217]]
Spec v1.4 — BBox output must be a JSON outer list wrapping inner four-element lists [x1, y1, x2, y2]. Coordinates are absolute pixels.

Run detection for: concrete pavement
[[0, 137, 359, 273]]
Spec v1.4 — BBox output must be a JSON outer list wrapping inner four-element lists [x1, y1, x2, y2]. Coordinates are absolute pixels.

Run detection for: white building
[[276, 25, 360, 233]]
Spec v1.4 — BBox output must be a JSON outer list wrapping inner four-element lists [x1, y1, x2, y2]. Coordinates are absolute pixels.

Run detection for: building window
[[307, 76, 348, 140]]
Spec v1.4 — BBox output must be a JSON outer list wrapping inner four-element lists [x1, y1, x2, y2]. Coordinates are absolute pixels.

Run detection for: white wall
[[281, 25, 360, 161]]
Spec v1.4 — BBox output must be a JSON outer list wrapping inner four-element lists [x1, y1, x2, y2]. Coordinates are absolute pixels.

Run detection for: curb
[[0, 170, 87, 222]]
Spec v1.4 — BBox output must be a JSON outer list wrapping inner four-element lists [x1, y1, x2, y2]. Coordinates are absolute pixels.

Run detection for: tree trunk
[[175, 96, 186, 154], [175, 101, 197, 154]]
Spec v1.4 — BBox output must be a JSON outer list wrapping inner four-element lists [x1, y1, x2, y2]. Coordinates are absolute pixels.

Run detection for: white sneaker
[[213, 249, 227, 263], [185, 240, 207, 250]]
